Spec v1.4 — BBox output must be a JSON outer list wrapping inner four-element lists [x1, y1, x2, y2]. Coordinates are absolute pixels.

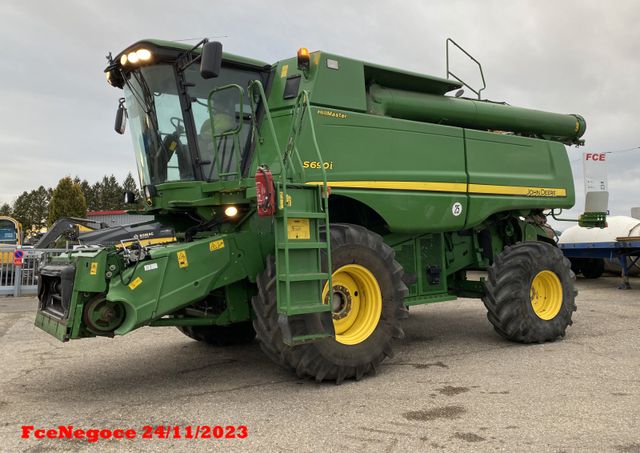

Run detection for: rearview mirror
[[115, 99, 127, 135], [200, 41, 222, 79], [123, 191, 136, 205]]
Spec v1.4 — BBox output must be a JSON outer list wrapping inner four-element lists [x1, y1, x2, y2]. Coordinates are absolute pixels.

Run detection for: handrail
[[446, 38, 486, 100], [283, 92, 307, 178], [247, 82, 329, 191], [248, 80, 283, 169], [292, 90, 329, 195]]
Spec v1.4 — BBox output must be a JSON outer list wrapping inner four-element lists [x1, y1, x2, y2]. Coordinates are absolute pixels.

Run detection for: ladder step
[[277, 241, 328, 250], [280, 211, 326, 219], [288, 332, 332, 345], [286, 304, 331, 316], [278, 272, 329, 282]]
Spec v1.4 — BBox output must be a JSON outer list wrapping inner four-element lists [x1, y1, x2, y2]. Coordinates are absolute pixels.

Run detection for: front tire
[[252, 223, 408, 383], [482, 241, 577, 343]]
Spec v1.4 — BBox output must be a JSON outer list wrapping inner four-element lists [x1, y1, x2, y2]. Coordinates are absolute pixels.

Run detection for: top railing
[[283, 90, 329, 189], [446, 38, 486, 100]]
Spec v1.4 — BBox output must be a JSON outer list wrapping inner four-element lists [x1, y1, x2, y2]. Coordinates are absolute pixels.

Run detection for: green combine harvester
[[36, 38, 589, 382]]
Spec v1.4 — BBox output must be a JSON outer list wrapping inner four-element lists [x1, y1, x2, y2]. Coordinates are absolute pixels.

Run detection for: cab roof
[[113, 38, 271, 70]]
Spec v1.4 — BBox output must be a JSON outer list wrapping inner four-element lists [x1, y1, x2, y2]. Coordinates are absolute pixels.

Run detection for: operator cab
[[0, 217, 21, 246], [105, 40, 271, 192]]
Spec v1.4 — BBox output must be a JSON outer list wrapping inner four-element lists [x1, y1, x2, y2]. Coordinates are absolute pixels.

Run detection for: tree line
[[0, 173, 141, 235]]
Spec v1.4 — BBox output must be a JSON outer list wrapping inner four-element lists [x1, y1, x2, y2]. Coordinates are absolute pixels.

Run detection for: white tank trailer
[[559, 214, 640, 278]]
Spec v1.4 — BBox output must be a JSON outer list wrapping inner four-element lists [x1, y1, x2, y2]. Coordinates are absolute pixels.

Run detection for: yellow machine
[[0, 216, 22, 264]]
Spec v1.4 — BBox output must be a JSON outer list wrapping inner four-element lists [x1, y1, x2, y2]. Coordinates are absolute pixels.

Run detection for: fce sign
[[583, 152, 608, 192], [584, 153, 606, 161]]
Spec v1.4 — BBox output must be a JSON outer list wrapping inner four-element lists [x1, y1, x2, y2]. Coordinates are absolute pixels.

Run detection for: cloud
[[0, 136, 44, 147]]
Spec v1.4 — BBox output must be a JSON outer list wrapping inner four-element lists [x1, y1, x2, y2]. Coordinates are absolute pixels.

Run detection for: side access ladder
[[249, 83, 334, 346]]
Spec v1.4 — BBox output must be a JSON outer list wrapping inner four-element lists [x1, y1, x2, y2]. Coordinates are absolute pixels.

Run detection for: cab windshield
[[123, 63, 262, 187]]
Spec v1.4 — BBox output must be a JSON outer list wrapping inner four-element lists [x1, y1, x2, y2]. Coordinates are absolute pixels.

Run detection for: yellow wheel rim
[[322, 264, 382, 345], [530, 270, 563, 320]]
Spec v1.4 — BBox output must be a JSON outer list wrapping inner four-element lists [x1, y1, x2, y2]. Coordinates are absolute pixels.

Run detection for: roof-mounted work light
[[120, 48, 153, 67]]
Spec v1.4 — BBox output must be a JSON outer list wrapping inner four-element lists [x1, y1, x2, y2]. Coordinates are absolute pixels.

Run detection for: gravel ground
[[0, 275, 638, 452]]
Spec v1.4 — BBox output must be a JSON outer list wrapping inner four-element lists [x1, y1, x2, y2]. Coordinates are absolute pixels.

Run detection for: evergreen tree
[[32, 186, 50, 229], [11, 191, 30, 229], [90, 181, 103, 210], [9, 172, 142, 229], [98, 175, 123, 210], [47, 177, 87, 225], [121, 172, 142, 209], [12, 186, 50, 235], [122, 172, 138, 193], [78, 179, 98, 212]]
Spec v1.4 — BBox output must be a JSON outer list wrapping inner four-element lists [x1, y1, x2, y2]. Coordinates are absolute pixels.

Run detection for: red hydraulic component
[[255, 165, 276, 217]]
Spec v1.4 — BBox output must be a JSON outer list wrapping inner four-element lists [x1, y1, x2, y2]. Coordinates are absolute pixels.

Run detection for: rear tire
[[252, 223, 408, 383], [580, 258, 605, 279], [482, 241, 577, 343], [569, 258, 582, 275], [176, 322, 255, 346]]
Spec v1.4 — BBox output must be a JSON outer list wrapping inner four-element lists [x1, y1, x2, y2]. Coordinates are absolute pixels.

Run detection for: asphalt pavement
[[0, 276, 638, 452]]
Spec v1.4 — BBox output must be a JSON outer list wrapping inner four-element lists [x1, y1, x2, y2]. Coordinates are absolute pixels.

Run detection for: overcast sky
[[1, 0, 638, 227]]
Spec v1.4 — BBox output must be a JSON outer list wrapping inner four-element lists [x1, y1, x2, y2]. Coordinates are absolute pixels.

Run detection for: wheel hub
[[83, 298, 126, 334], [530, 270, 563, 320], [328, 284, 352, 320], [322, 264, 382, 345]]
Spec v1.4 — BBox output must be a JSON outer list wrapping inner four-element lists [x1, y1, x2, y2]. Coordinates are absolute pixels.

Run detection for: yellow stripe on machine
[[306, 181, 566, 198], [307, 180, 467, 193], [115, 237, 177, 249], [468, 184, 566, 197]]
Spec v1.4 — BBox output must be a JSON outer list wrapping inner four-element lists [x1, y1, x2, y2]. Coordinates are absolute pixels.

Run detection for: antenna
[[174, 35, 228, 42]]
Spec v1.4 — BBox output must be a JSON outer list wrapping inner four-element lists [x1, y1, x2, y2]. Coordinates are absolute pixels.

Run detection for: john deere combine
[[36, 39, 587, 382]]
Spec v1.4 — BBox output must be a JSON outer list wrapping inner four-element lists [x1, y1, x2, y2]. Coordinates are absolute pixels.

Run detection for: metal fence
[[0, 248, 68, 297]]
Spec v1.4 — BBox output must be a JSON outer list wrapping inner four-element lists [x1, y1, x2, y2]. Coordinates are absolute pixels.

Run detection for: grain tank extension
[[35, 40, 585, 383]]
